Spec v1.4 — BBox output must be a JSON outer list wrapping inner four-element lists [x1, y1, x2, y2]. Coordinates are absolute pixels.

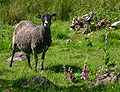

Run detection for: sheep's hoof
[[41, 68, 44, 70], [35, 69, 37, 72], [9, 64, 12, 67], [29, 66, 32, 69]]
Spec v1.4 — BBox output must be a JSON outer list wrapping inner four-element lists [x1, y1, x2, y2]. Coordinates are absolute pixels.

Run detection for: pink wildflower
[[68, 71, 74, 82], [63, 65, 67, 79], [84, 65, 86, 68], [64, 71, 67, 79], [105, 36, 107, 40], [105, 40, 108, 46], [82, 71, 86, 77], [82, 68, 86, 72], [84, 75, 88, 80], [82, 63, 88, 80]]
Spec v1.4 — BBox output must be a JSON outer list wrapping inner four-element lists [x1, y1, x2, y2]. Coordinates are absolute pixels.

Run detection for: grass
[[0, 0, 120, 91], [0, 20, 120, 92], [1, 0, 120, 25], [0, 24, 13, 52]]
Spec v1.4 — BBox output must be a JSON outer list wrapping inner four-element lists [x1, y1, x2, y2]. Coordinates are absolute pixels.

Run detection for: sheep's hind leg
[[26, 54, 32, 69], [9, 44, 17, 67], [41, 52, 45, 70]]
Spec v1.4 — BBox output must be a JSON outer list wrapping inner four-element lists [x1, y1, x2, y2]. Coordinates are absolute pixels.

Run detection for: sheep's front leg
[[41, 52, 45, 70], [9, 44, 16, 67], [32, 49, 38, 72], [26, 54, 32, 69], [34, 54, 38, 72]]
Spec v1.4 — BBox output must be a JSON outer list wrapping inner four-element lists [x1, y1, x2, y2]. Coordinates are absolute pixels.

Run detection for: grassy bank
[[0, 0, 120, 25]]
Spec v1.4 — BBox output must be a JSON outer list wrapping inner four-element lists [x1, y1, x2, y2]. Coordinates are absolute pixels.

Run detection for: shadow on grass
[[0, 77, 58, 92], [1, 78, 119, 92], [59, 82, 120, 92], [0, 78, 88, 92], [0, 78, 28, 91], [47, 64, 82, 73], [0, 79, 11, 91], [60, 84, 89, 92], [0, 69, 15, 75]]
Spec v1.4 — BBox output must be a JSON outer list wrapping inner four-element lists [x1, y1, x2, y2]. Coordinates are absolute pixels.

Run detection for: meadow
[[0, 0, 120, 92]]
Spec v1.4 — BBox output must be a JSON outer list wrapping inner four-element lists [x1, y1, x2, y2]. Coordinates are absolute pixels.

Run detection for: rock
[[5, 52, 27, 62], [89, 71, 120, 86], [87, 32, 92, 36], [22, 76, 55, 88], [64, 39, 70, 44], [110, 66, 119, 70], [97, 65, 104, 71], [81, 11, 95, 22]]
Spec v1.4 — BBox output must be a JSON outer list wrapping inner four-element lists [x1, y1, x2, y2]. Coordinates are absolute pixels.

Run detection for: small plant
[[81, 59, 88, 80], [63, 65, 74, 82], [68, 67, 74, 82], [105, 35, 108, 46], [63, 65, 67, 79], [101, 29, 117, 72], [104, 30, 110, 66]]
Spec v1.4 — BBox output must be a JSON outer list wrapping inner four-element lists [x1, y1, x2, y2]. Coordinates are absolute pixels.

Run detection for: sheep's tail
[[12, 31, 16, 48], [12, 22, 21, 48]]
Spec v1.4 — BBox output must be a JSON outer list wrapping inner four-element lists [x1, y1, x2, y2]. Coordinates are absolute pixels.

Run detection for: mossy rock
[[22, 76, 55, 88]]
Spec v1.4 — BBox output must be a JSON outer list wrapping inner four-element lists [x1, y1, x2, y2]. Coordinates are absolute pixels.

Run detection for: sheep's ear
[[36, 14, 41, 18], [51, 13, 56, 17]]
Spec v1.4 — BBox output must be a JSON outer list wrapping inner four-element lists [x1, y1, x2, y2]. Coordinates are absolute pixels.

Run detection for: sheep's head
[[36, 13, 56, 28]]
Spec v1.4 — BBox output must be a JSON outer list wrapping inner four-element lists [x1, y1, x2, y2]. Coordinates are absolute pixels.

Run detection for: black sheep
[[10, 13, 56, 72]]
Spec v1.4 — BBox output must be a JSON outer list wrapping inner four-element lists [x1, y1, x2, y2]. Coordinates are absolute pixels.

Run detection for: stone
[[5, 52, 27, 62], [89, 71, 120, 86], [22, 76, 55, 88], [64, 39, 70, 44]]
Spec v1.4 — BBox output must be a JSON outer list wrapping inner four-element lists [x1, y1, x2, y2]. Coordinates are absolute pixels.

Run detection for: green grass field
[[0, 20, 120, 92], [0, 0, 120, 91]]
